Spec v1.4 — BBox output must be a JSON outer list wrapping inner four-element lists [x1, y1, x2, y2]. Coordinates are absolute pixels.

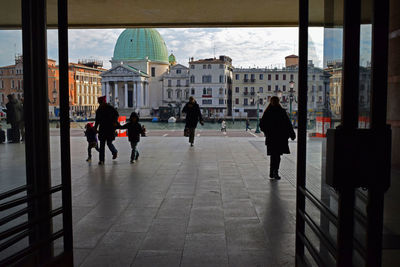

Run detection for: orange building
[[0, 56, 104, 117]]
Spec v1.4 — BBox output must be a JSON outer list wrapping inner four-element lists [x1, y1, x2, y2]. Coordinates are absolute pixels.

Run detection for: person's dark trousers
[[270, 153, 281, 177], [99, 138, 118, 162], [88, 142, 99, 158], [188, 128, 195, 144], [130, 141, 138, 160]]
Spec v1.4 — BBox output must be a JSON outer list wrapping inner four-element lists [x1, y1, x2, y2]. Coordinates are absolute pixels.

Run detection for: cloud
[[0, 27, 325, 70]]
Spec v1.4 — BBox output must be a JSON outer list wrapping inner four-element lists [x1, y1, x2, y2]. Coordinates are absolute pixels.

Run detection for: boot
[[274, 170, 281, 180], [269, 168, 275, 179]]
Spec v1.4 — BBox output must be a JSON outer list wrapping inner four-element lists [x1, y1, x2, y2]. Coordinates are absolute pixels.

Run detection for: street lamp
[[289, 80, 295, 122]]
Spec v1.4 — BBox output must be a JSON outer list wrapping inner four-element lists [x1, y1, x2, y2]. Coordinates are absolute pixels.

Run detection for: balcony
[[250, 92, 255, 96], [176, 84, 181, 87], [243, 103, 248, 106], [244, 91, 248, 95], [243, 78, 249, 82], [250, 79, 256, 82]]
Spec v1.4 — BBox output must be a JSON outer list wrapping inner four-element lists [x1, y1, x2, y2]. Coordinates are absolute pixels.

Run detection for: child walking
[[120, 112, 146, 163], [85, 122, 99, 162]]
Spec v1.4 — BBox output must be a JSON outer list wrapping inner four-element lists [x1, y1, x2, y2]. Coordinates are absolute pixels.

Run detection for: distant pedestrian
[[84, 122, 99, 162], [260, 96, 296, 180], [245, 119, 252, 131], [5, 94, 23, 143], [182, 96, 204, 147], [221, 120, 226, 132], [119, 112, 146, 163], [94, 96, 119, 165]]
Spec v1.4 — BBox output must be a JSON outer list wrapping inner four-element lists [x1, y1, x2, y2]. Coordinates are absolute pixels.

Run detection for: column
[[101, 82, 105, 96], [145, 82, 150, 107], [105, 82, 110, 103], [124, 82, 128, 108], [137, 81, 142, 107], [133, 81, 137, 108], [114, 82, 119, 107], [141, 82, 145, 107]]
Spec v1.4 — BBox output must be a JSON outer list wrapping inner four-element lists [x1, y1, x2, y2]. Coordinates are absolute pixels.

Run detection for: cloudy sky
[[0, 27, 325, 69]]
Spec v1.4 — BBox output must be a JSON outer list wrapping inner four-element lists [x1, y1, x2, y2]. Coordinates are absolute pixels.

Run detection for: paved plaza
[[1, 130, 399, 266]]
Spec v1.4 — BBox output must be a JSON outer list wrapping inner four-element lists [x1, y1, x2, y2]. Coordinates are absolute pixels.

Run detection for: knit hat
[[98, 96, 106, 104]]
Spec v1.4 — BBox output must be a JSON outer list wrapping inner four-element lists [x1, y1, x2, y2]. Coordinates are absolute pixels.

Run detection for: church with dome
[[101, 28, 176, 116]]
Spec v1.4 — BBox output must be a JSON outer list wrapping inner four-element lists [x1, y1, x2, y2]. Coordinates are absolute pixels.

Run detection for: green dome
[[113, 29, 169, 64]]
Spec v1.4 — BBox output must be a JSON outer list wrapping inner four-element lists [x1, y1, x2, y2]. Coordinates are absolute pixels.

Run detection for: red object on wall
[[315, 117, 331, 137], [117, 116, 127, 137]]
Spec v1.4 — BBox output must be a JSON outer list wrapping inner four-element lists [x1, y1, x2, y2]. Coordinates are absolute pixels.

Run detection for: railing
[[250, 92, 255, 96], [244, 91, 248, 95]]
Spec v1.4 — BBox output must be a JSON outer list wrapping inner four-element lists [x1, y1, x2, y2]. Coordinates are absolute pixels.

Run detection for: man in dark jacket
[[119, 112, 145, 163], [182, 96, 204, 146], [94, 96, 119, 165], [260, 96, 296, 180], [5, 94, 23, 143]]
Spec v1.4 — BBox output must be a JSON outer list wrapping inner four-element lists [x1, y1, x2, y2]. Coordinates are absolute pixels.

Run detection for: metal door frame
[[295, 0, 390, 266]]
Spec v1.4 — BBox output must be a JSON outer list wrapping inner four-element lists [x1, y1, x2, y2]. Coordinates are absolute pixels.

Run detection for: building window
[[176, 69, 181, 74], [219, 64, 224, 69], [207, 64, 212, 69], [177, 80, 181, 86], [275, 85, 279, 91], [244, 87, 248, 93], [319, 85, 323, 91], [202, 99, 212, 105], [190, 75, 195, 83], [202, 75, 212, 83], [191, 65, 195, 69], [186, 80, 189, 86], [250, 87, 255, 93], [235, 98, 239, 104], [203, 88, 207, 95], [219, 75, 224, 83], [282, 85, 286, 91], [168, 80, 171, 86], [191, 88, 195, 95], [219, 99, 224, 104], [235, 87, 239, 93], [203, 65, 206, 69], [312, 75, 315, 81], [259, 87, 263, 93], [168, 90, 172, 99], [268, 85, 271, 91], [244, 98, 248, 105], [244, 74, 248, 79], [259, 74, 263, 80], [185, 90, 189, 99], [207, 88, 212, 95], [11, 80, 15, 88], [0, 80, 3, 88], [312, 85, 316, 92], [219, 88, 223, 95], [235, 74, 240, 80], [250, 74, 255, 80], [176, 90, 181, 99], [283, 74, 286, 80], [275, 74, 279, 80], [260, 98, 264, 105], [290, 74, 294, 80], [268, 74, 271, 80]]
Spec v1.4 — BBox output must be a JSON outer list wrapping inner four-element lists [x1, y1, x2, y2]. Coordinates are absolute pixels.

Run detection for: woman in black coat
[[259, 96, 296, 180], [182, 96, 204, 146]]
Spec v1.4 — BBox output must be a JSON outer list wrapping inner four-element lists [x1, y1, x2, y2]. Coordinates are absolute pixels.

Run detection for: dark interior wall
[[388, 0, 400, 169]]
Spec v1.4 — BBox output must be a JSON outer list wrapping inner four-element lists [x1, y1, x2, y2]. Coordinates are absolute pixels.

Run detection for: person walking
[[182, 96, 204, 147], [119, 112, 146, 163], [84, 122, 99, 162], [245, 119, 252, 131], [5, 94, 23, 143], [221, 120, 227, 132], [94, 96, 119, 165], [259, 96, 296, 180]]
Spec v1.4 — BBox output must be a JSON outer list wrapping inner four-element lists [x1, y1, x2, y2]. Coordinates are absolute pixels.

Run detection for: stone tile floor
[[66, 136, 296, 266], [1, 131, 399, 266]]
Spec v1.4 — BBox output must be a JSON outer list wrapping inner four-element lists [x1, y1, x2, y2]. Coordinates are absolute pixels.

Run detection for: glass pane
[[0, 28, 29, 260]]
